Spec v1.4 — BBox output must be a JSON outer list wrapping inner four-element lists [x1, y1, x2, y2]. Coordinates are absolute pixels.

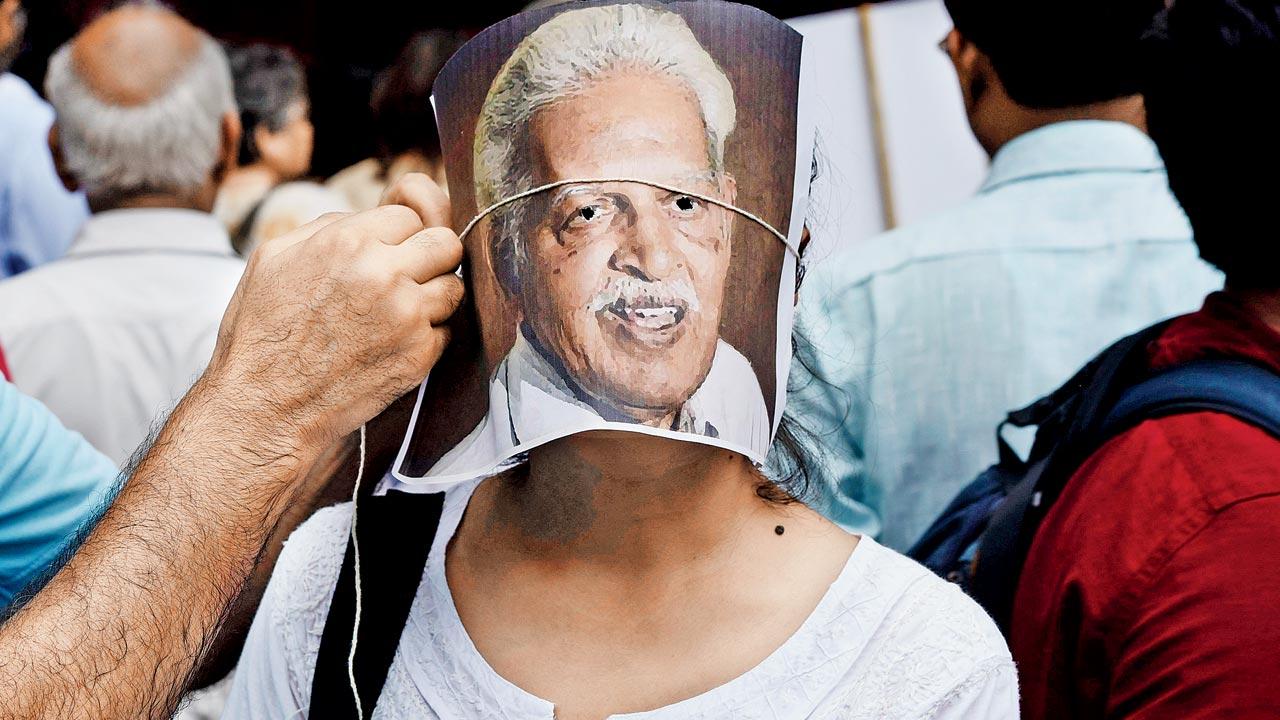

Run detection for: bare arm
[[188, 431, 358, 689], [0, 189, 463, 719], [190, 389, 418, 687], [0, 379, 329, 719], [187, 174, 453, 689]]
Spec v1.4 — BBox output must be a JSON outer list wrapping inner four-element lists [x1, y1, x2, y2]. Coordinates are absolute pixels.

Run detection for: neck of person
[[1232, 286, 1280, 337], [973, 91, 1147, 158], [226, 162, 283, 189], [479, 431, 767, 571], [88, 183, 217, 214]]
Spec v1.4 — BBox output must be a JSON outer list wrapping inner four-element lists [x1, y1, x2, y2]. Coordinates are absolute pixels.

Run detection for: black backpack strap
[[309, 490, 446, 719], [970, 320, 1175, 633]]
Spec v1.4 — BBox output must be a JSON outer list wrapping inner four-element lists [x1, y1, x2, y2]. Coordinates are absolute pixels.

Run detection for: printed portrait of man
[[424, 3, 773, 478]]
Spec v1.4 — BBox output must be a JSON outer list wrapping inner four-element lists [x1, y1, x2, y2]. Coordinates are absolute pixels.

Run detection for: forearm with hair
[[0, 376, 322, 720], [189, 433, 359, 688]]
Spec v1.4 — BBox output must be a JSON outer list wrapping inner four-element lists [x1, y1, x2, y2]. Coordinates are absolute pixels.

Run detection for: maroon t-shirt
[[1013, 292, 1280, 720]]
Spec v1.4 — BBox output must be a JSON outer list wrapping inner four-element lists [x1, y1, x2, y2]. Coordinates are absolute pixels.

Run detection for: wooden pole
[[857, 3, 898, 231]]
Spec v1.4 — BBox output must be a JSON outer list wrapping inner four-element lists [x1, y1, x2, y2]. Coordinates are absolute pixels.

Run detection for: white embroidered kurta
[[224, 479, 1018, 719]]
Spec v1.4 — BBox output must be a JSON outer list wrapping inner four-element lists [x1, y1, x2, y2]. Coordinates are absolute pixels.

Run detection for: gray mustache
[[587, 276, 702, 313]]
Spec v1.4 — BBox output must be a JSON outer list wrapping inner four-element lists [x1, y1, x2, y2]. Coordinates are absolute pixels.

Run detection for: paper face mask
[[385, 0, 816, 490]]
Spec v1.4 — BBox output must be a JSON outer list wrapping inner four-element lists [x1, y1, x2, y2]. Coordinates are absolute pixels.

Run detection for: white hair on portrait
[[473, 3, 737, 291], [44, 33, 235, 202]]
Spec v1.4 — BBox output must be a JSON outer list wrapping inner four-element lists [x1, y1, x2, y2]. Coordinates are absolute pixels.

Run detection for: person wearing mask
[[0, 4, 246, 467], [0, 0, 89, 277], [1012, 2, 1280, 717], [214, 43, 315, 251], [226, 7, 1017, 718], [796, 0, 1223, 549]]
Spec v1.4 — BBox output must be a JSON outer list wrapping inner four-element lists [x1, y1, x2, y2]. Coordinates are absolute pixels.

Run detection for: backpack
[[907, 320, 1280, 636]]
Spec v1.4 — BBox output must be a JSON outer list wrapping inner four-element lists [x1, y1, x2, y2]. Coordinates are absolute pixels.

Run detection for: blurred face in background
[[515, 71, 736, 425], [0, 0, 27, 73], [256, 98, 313, 179]]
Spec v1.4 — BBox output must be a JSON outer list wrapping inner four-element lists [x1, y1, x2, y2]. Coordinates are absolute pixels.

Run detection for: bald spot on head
[[71, 5, 203, 107]]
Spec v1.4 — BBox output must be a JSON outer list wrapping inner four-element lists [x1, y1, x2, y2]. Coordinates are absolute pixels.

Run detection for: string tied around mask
[[347, 423, 368, 719], [456, 177, 797, 255]]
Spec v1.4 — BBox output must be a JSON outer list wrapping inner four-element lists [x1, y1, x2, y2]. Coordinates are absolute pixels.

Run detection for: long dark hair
[[756, 140, 835, 506]]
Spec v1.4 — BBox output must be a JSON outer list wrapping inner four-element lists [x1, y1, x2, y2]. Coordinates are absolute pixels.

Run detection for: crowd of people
[[0, 0, 1277, 718]]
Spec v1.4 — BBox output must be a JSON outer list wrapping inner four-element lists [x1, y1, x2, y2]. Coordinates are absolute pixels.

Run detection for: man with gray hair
[[0, 3, 246, 466], [421, 3, 769, 479]]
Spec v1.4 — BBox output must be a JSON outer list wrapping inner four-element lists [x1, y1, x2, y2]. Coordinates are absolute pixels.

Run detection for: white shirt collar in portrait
[[382, 327, 772, 492]]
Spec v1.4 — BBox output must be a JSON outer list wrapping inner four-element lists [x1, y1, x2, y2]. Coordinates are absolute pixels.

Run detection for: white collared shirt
[[386, 330, 772, 490], [0, 208, 245, 465], [796, 121, 1223, 546]]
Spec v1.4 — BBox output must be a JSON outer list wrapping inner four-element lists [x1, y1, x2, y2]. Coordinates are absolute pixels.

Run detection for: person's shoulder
[[0, 268, 94, 381], [0, 378, 115, 473], [280, 502, 352, 574], [0, 380, 118, 601], [326, 158, 381, 186], [0, 380, 85, 474], [207, 252, 249, 290], [325, 158, 384, 211], [0, 74, 45, 106], [856, 540, 1010, 658], [808, 170, 1191, 300], [0, 262, 67, 326], [266, 502, 354, 627], [1078, 416, 1280, 554], [0, 74, 53, 137], [804, 199, 1002, 300], [1023, 411, 1280, 619], [828, 540, 1014, 716], [1069, 411, 1280, 528]]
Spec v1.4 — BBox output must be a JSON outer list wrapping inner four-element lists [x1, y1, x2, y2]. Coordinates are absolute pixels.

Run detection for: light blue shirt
[[0, 73, 89, 278], [795, 121, 1224, 550], [0, 380, 119, 606]]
